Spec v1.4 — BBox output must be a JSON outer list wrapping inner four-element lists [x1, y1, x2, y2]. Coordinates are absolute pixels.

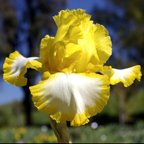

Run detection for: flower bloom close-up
[[3, 9, 142, 127]]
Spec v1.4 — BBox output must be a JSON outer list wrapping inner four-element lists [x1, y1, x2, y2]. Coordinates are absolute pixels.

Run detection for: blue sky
[[67, 0, 107, 12], [0, 0, 108, 105]]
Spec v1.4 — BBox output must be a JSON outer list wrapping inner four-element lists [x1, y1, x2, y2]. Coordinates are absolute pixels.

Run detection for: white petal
[[110, 65, 142, 87], [3, 51, 42, 86], [30, 72, 110, 126]]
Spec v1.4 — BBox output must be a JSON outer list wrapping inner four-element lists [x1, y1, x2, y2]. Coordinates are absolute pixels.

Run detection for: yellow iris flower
[[3, 9, 142, 126]]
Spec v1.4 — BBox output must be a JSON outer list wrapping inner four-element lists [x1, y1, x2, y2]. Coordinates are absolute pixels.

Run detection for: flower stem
[[49, 116, 71, 143]]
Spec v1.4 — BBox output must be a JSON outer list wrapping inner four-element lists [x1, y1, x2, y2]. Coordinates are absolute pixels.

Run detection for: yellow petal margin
[[30, 72, 110, 126], [110, 65, 142, 87], [3, 51, 42, 86]]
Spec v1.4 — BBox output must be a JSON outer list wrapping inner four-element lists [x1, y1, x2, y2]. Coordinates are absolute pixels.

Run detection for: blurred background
[[0, 0, 144, 143]]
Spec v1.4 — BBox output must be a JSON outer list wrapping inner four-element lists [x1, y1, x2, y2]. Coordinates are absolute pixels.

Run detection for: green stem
[[49, 117, 71, 143]]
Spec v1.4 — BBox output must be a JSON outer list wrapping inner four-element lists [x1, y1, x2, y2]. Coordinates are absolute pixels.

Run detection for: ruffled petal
[[110, 65, 142, 87], [3, 51, 42, 86], [40, 35, 54, 71], [53, 9, 90, 27], [40, 35, 82, 73], [30, 72, 110, 126], [53, 9, 90, 42], [94, 24, 112, 65], [40, 9, 112, 73]]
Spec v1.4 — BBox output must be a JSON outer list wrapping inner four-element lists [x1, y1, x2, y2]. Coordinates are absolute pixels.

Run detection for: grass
[[0, 126, 57, 143], [0, 121, 144, 143], [71, 121, 144, 143]]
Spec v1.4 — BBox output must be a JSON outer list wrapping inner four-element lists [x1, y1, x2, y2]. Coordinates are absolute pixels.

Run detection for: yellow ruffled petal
[[25, 59, 42, 71], [75, 23, 100, 72], [40, 35, 82, 73], [41, 9, 112, 73], [30, 72, 110, 126], [40, 35, 54, 71], [110, 65, 142, 87], [53, 9, 90, 42], [94, 24, 112, 65], [3, 51, 42, 86], [52, 9, 96, 72], [53, 9, 90, 27]]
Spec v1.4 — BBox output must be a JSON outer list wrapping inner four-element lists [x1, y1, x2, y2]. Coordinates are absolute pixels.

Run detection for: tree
[[0, 0, 67, 126], [91, 0, 143, 124]]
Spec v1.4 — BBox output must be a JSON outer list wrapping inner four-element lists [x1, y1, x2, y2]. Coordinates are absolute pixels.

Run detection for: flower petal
[[53, 9, 90, 27], [30, 72, 110, 126], [40, 35, 54, 71], [94, 24, 112, 65], [110, 65, 142, 87], [53, 9, 90, 42], [41, 9, 112, 73], [3, 51, 42, 86]]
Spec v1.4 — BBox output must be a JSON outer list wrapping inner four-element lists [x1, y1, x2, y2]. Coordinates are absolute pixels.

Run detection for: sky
[[0, 0, 109, 105], [67, 0, 107, 12]]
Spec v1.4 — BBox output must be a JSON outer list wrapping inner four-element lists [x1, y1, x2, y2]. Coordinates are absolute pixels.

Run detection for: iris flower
[[3, 9, 142, 126]]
